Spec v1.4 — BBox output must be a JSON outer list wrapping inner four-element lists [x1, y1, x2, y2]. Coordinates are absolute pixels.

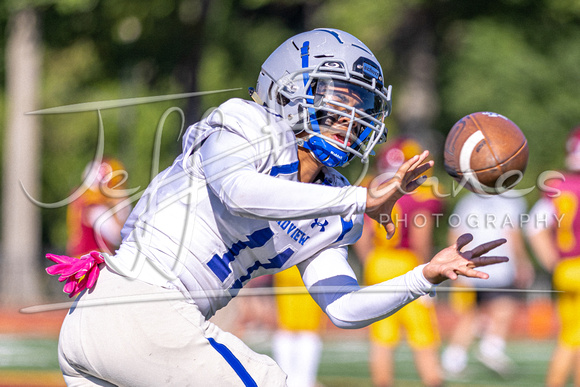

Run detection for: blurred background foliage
[[2, 0, 580, 258]]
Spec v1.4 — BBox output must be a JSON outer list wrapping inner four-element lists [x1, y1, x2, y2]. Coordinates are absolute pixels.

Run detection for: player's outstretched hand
[[365, 150, 433, 239], [423, 233, 509, 285]]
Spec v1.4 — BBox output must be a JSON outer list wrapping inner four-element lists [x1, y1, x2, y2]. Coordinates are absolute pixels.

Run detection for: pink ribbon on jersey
[[45, 251, 105, 298]]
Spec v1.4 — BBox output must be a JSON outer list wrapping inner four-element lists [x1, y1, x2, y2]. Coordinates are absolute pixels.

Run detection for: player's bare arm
[[364, 150, 434, 238], [422, 233, 509, 284]]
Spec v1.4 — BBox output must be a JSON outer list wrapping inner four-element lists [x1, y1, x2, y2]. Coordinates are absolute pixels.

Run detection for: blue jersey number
[[206, 227, 294, 290]]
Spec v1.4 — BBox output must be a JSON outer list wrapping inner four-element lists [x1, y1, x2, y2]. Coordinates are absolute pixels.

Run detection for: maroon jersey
[[371, 186, 442, 250], [546, 172, 580, 260]]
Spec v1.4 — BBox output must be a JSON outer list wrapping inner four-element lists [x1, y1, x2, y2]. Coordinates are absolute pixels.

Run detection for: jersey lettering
[[276, 220, 311, 245]]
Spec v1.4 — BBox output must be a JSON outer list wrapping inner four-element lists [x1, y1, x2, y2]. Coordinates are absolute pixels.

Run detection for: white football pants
[[58, 266, 287, 386]]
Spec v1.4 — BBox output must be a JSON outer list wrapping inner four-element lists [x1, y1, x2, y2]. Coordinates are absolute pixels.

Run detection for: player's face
[[312, 79, 384, 147]]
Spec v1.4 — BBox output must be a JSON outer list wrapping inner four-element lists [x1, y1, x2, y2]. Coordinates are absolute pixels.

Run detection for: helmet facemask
[[309, 77, 388, 162], [262, 59, 392, 167]]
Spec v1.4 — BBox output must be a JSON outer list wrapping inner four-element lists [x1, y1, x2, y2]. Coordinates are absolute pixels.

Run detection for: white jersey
[[108, 98, 434, 325], [451, 192, 527, 288]]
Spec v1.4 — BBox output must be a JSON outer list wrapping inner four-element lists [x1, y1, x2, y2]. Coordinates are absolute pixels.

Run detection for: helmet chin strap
[[248, 87, 265, 106], [299, 133, 350, 168]]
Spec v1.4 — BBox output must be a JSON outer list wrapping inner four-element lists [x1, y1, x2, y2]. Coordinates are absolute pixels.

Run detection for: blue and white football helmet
[[255, 28, 392, 167]]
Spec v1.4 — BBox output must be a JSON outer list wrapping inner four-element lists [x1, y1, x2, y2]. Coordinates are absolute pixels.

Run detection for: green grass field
[[250, 335, 561, 387], [316, 339, 557, 387], [0, 334, 567, 386]]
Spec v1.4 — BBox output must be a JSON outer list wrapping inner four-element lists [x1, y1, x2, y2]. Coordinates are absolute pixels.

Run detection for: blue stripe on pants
[[207, 337, 258, 387]]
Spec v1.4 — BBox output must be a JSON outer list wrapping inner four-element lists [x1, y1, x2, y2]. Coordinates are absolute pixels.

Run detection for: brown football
[[443, 112, 528, 194]]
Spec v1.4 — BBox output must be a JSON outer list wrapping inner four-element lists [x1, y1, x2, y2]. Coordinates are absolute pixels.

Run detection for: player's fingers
[[452, 261, 493, 279], [402, 161, 433, 185], [394, 151, 429, 180], [383, 221, 396, 240], [397, 162, 433, 195], [469, 239, 507, 257], [461, 268, 490, 280], [408, 150, 430, 171], [404, 175, 428, 193], [373, 155, 433, 198], [441, 270, 458, 281], [405, 176, 427, 192], [469, 255, 509, 267], [455, 233, 473, 251], [414, 160, 434, 176]]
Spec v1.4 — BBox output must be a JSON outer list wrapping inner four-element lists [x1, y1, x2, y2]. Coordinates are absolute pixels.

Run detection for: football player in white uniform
[[51, 28, 508, 386]]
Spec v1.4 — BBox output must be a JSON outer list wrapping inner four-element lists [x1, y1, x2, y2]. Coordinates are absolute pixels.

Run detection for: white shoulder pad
[[180, 98, 294, 160]]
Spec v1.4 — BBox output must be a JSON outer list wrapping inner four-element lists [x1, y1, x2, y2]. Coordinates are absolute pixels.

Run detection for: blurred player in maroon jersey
[[527, 126, 580, 387], [355, 138, 444, 387], [66, 158, 130, 256]]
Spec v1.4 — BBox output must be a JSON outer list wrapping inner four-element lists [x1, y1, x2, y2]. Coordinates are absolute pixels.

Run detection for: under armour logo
[[310, 219, 328, 232]]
